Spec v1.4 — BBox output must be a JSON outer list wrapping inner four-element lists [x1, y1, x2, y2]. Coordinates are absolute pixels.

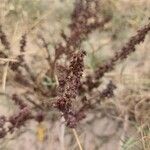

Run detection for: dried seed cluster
[[0, 0, 150, 139], [55, 51, 86, 127]]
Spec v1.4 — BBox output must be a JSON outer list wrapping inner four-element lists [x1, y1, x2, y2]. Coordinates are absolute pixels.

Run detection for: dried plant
[[0, 0, 150, 144], [0, 25, 10, 50], [54, 50, 86, 128]]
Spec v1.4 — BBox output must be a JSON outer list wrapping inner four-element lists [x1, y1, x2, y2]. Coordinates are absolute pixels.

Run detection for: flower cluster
[[54, 0, 111, 60], [94, 23, 150, 79], [0, 0, 150, 139], [55, 51, 86, 127], [0, 107, 31, 138], [80, 22, 150, 92], [0, 25, 10, 50]]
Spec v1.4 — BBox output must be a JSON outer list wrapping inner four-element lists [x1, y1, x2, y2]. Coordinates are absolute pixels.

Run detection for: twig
[[72, 129, 83, 150], [25, 95, 44, 110], [59, 117, 66, 150], [26, 12, 51, 34], [0, 58, 18, 62]]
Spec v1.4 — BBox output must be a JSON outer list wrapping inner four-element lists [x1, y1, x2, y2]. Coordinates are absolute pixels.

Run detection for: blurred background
[[0, 0, 150, 150]]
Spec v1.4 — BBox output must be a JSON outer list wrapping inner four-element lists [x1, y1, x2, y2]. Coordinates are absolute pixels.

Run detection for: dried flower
[[80, 22, 150, 94], [0, 25, 10, 50], [94, 22, 150, 79], [55, 50, 86, 127], [100, 81, 116, 99], [20, 34, 27, 52], [35, 111, 45, 123], [0, 128, 6, 139], [9, 107, 31, 129], [10, 33, 27, 71], [54, 0, 110, 60], [12, 94, 27, 109]]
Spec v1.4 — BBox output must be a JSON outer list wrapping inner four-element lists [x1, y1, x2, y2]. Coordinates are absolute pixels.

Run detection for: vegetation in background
[[0, 0, 150, 149]]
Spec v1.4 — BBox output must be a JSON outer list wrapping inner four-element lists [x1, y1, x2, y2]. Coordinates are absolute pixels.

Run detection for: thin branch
[[0, 58, 18, 62], [72, 129, 83, 150]]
